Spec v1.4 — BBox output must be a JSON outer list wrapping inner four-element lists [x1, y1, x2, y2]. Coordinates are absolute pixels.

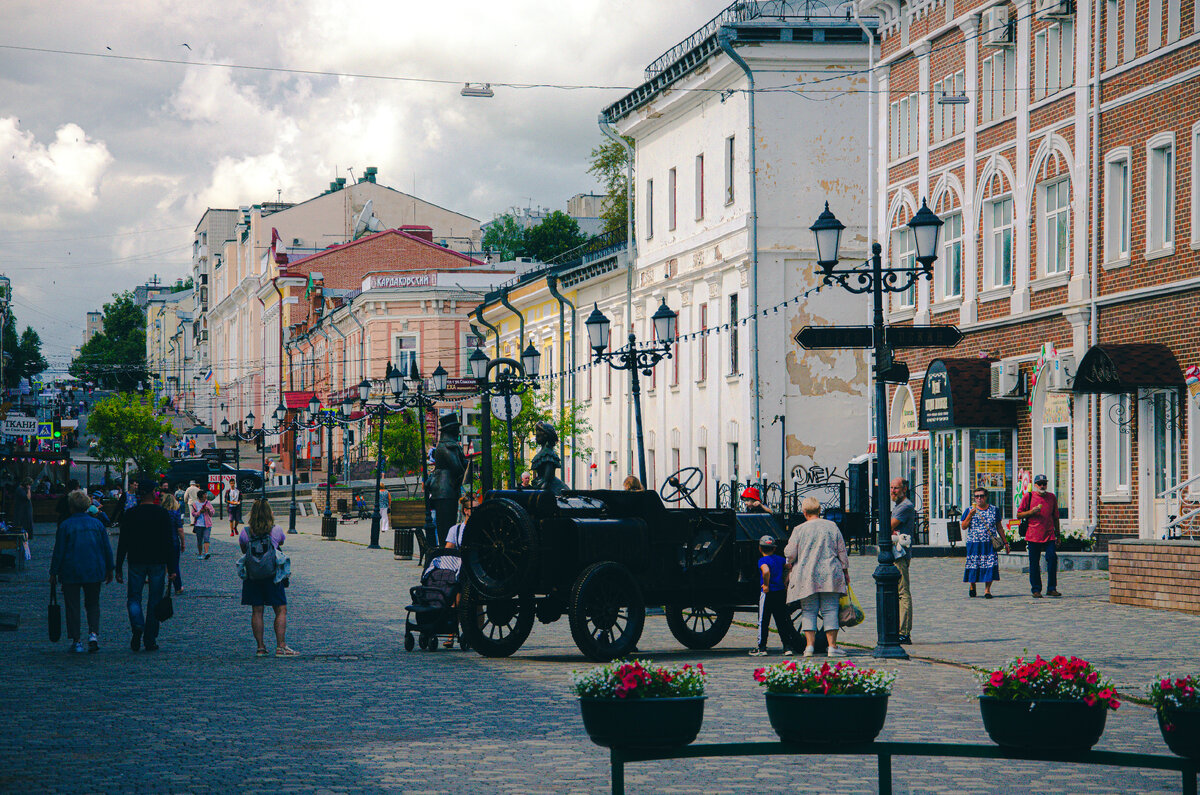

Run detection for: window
[[1149, 0, 1162, 49], [695, 154, 705, 220], [394, 335, 418, 377], [728, 442, 739, 481], [889, 92, 919, 159], [1104, 151, 1132, 263], [698, 303, 708, 382], [1166, 0, 1181, 43], [940, 212, 963, 299], [1034, 22, 1075, 101], [1146, 135, 1176, 256], [668, 167, 677, 231], [1101, 393, 1132, 496], [724, 136, 735, 204], [893, 227, 916, 308], [587, 361, 593, 401], [980, 50, 1016, 123], [645, 179, 654, 239], [932, 71, 967, 142], [728, 294, 739, 375], [670, 316, 680, 387], [985, 196, 1014, 288], [463, 333, 484, 376], [1105, 0, 1118, 68], [1123, 0, 1137, 61], [1041, 179, 1071, 276], [1193, 124, 1200, 249]]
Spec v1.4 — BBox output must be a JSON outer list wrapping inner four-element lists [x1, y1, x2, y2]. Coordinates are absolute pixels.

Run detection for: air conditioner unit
[[982, 6, 1014, 46], [1036, 0, 1075, 17], [990, 361, 1022, 399], [1047, 352, 1077, 391]]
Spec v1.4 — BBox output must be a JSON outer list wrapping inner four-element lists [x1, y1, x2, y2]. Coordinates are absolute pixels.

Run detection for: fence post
[[611, 750, 624, 795], [877, 752, 892, 795]]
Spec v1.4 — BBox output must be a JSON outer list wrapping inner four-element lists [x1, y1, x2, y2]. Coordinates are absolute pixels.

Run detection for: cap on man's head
[[758, 534, 776, 548], [1033, 474, 1048, 484]]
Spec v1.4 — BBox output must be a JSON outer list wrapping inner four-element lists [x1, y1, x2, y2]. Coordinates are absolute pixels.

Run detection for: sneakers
[[72, 641, 86, 653], [897, 634, 912, 645], [802, 647, 816, 658], [748, 648, 768, 657], [196, 554, 204, 561], [130, 629, 142, 652], [88, 633, 99, 653], [827, 645, 847, 657], [203, 552, 211, 560], [783, 649, 795, 656], [1032, 592, 1043, 599], [1046, 590, 1062, 598]]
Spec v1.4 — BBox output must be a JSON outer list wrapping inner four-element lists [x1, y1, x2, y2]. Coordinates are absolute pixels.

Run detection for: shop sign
[[974, 448, 1006, 490], [896, 391, 917, 435], [1043, 392, 1071, 424], [919, 361, 954, 429], [2, 415, 38, 436], [369, 274, 434, 289]]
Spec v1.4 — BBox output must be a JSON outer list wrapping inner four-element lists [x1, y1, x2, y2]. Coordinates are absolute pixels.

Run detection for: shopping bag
[[154, 581, 174, 622], [838, 584, 865, 628], [48, 585, 61, 642]]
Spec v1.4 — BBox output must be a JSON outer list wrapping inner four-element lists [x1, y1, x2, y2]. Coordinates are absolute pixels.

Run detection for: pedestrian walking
[[784, 497, 850, 657], [114, 480, 176, 652], [1017, 474, 1061, 598], [224, 483, 242, 536], [12, 477, 33, 540], [183, 480, 200, 522], [191, 488, 215, 559], [49, 490, 114, 653], [750, 534, 795, 656], [161, 493, 186, 595], [378, 485, 391, 538], [890, 478, 915, 644], [239, 499, 296, 657], [962, 488, 1007, 597]]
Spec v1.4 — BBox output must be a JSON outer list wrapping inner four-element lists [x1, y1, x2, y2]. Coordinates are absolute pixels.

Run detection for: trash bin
[[394, 527, 413, 560], [321, 515, 338, 539]]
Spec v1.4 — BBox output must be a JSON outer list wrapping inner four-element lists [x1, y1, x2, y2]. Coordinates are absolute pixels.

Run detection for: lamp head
[[357, 378, 371, 404], [809, 201, 845, 273], [220, 417, 230, 435], [273, 401, 287, 425], [245, 411, 255, 432], [468, 347, 488, 378], [521, 343, 541, 379], [431, 362, 448, 394], [908, 198, 943, 269], [651, 298, 677, 344], [584, 303, 611, 354], [386, 362, 403, 397], [307, 394, 320, 420]]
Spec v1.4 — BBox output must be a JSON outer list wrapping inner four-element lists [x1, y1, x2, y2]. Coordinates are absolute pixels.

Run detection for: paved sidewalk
[[0, 522, 1194, 793]]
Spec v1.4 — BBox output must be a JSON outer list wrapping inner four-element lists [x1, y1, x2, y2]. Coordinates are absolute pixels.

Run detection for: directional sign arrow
[[886, 325, 964, 349], [794, 325, 874, 350]]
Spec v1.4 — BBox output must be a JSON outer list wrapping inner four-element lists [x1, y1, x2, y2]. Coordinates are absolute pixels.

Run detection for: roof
[[1072, 344, 1185, 393], [183, 425, 214, 435], [284, 228, 487, 271]]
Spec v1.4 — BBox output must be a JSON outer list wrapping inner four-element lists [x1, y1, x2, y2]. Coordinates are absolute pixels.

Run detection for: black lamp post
[[472, 347, 538, 492], [585, 298, 677, 490], [809, 199, 942, 660], [359, 363, 408, 549], [306, 394, 345, 540]]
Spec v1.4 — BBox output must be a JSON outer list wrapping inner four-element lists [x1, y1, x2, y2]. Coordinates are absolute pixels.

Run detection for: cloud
[[0, 118, 112, 227]]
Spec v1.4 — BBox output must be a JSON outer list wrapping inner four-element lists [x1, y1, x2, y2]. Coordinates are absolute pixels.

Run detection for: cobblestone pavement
[[1, 520, 1195, 793]]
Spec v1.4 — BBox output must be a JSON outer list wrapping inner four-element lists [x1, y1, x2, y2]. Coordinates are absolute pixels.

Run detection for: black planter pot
[[979, 697, 1108, 751], [578, 696, 705, 750], [1158, 709, 1200, 759], [765, 693, 889, 745]]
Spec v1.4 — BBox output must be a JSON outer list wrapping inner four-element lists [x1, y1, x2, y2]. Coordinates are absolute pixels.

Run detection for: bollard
[[321, 515, 338, 539], [394, 527, 413, 560]]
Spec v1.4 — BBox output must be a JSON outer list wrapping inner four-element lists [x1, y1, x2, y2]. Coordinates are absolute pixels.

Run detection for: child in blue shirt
[[751, 535, 796, 656]]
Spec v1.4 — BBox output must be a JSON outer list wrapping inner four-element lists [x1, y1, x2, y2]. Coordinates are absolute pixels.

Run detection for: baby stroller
[[404, 550, 468, 651]]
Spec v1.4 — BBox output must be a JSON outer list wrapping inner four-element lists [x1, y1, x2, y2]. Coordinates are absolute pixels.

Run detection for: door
[[1139, 389, 1181, 537]]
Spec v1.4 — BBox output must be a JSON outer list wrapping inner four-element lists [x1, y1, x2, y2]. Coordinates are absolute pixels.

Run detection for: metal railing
[[609, 741, 1197, 795], [1159, 472, 1200, 537]]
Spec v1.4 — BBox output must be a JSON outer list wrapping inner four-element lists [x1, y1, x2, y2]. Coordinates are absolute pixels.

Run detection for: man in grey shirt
[[889, 478, 915, 644]]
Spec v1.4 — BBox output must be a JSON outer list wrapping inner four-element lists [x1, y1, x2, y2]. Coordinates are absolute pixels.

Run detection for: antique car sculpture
[[457, 467, 785, 661]]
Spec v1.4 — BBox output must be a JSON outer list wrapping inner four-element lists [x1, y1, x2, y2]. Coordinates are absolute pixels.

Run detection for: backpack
[[244, 532, 277, 581]]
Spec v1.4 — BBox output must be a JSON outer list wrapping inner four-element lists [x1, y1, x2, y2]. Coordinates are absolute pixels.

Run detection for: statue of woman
[[530, 421, 565, 495]]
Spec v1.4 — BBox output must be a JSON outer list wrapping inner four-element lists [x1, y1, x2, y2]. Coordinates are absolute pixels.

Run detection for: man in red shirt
[[1017, 474, 1061, 598]]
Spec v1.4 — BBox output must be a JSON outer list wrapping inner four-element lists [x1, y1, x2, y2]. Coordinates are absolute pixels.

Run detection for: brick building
[[856, 0, 1199, 545]]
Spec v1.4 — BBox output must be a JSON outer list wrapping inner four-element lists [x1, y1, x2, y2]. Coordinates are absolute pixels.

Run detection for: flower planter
[[765, 693, 889, 745], [979, 697, 1108, 751], [1158, 709, 1200, 759], [578, 696, 705, 750]]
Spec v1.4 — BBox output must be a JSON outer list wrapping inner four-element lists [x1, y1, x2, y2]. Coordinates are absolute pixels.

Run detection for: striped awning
[[866, 432, 930, 454]]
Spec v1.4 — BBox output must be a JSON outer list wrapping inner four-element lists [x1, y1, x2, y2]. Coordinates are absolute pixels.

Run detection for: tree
[[523, 210, 587, 263], [473, 388, 593, 491], [368, 409, 426, 477], [171, 277, 194, 293], [482, 214, 526, 261], [1, 312, 48, 389], [87, 392, 173, 476], [588, 135, 634, 237], [69, 291, 148, 390]]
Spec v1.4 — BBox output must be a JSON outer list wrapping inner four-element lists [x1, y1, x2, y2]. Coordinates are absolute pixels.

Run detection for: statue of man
[[427, 412, 468, 548], [530, 421, 565, 495]]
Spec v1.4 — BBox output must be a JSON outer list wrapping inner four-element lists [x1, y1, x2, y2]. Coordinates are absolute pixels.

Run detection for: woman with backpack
[[238, 499, 296, 657]]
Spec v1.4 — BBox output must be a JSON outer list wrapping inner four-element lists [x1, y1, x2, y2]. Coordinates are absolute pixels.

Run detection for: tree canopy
[[473, 388, 592, 492], [87, 392, 173, 476], [369, 409, 427, 477], [68, 291, 148, 390], [482, 214, 526, 261], [523, 211, 588, 263], [588, 135, 633, 237], [2, 312, 48, 389]]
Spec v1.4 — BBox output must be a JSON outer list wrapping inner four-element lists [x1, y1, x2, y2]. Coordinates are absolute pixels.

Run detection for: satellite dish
[[352, 200, 385, 240]]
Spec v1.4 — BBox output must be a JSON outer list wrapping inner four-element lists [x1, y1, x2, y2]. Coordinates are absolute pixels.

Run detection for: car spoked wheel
[[568, 561, 645, 662], [665, 604, 734, 649], [457, 582, 534, 658], [461, 498, 536, 598]]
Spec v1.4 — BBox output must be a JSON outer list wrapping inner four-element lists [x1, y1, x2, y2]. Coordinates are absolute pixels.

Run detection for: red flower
[[1083, 695, 1097, 707], [1088, 673, 1100, 684], [989, 672, 1006, 687], [754, 669, 766, 683], [1098, 688, 1114, 700], [1161, 679, 1173, 690], [1108, 699, 1120, 710]]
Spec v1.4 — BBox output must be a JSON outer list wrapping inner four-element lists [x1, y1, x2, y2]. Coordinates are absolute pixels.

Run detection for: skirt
[[241, 577, 287, 607], [963, 540, 1000, 583]]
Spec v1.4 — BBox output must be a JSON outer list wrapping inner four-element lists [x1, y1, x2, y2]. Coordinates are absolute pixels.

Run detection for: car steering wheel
[[659, 467, 703, 504]]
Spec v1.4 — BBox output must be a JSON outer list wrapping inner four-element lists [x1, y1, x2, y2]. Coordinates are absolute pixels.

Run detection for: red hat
[[741, 486, 762, 501]]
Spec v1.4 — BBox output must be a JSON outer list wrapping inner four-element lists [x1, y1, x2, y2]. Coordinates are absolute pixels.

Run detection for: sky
[[0, 0, 735, 367]]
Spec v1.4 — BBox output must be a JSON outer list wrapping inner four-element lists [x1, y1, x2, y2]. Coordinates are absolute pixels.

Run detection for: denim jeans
[[126, 564, 167, 643], [798, 592, 840, 632], [1027, 541, 1058, 594]]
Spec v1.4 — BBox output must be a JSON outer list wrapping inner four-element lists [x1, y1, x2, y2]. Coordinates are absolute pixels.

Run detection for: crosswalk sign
[[37, 421, 53, 441]]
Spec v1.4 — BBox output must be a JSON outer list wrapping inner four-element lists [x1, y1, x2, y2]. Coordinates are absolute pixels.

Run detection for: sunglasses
[[974, 493, 987, 498]]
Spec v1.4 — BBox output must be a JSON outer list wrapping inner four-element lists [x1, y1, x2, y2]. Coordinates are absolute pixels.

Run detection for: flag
[[204, 368, 213, 382], [214, 381, 220, 396]]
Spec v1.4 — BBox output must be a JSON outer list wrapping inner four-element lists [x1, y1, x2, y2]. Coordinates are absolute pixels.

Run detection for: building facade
[[859, 0, 1200, 543], [145, 289, 194, 407], [82, 311, 103, 347], [191, 208, 239, 425]]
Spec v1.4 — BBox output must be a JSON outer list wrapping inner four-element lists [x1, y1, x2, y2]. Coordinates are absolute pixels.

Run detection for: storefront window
[[1041, 391, 1072, 519], [932, 430, 962, 520], [969, 429, 1015, 520]]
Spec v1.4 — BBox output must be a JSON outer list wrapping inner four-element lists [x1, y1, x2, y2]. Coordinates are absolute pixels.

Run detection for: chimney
[[400, 225, 434, 243]]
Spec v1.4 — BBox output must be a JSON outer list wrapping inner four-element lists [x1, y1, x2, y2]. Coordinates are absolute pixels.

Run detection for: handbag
[[990, 528, 1006, 552], [1018, 518, 1029, 537], [154, 580, 174, 622], [48, 584, 61, 642], [838, 584, 865, 628]]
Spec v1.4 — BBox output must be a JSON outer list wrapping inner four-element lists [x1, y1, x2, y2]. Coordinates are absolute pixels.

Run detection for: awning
[[919, 359, 1019, 430], [1072, 343, 1184, 393], [867, 432, 930, 454], [283, 390, 318, 409]]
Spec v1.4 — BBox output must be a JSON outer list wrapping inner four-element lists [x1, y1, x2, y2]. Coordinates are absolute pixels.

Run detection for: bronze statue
[[427, 412, 468, 547], [530, 421, 565, 495]]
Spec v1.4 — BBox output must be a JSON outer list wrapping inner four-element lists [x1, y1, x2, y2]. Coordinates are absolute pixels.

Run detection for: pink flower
[[754, 669, 766, 683], [1108, 699, 1120, 710], [1098, 688, 1114, 700], [1161, 679, 1173, 690], [1087, 673, 1100, 684], [1083, 695, 1097, 707], [989, 672, 1006, 687]]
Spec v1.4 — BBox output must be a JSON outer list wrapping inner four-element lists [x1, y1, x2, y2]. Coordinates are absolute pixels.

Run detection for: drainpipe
[[598, 113, 636, 475], [718, 29, 763, 480], [1088, 0, 1102, 529], [499, 288, 525, 355], [271, 276, 286, 401], [473, 305, 502, 359], [346, 298, 366, 388], [548, 274, 577, 487], [853, 5, 880, 472]]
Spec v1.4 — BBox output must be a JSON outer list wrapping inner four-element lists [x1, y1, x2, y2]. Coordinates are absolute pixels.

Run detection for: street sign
[[880, 361, 910, 384], [446, 377, 478, 392], [2, 415, 38, 437], [490, 394, 522, 421], [794, 325, 874, 349], [37, 421, 53, 441], [886, 325, 963, 349]]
